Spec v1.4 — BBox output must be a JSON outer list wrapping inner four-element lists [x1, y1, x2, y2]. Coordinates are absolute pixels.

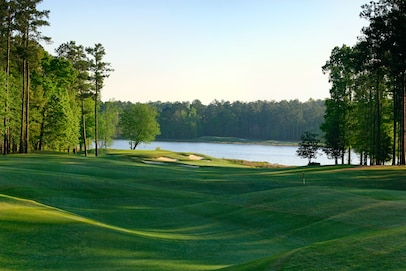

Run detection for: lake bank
[[154, 136, 299, 146], [110, 140, 358, 166]]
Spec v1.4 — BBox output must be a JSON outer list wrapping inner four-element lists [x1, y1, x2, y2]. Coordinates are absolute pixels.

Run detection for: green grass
[[1, 151, 406, 270]]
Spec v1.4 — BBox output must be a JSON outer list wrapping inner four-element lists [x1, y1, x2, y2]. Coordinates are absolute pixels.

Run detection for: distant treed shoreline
[[102, 99, 325, 143]]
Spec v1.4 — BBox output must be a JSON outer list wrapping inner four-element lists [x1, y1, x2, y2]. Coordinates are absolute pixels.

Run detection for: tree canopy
[[119, 103, 160, 149], [0, 1, 112, 155], [322, 0, 406, 165], [153, 99, 324, 142]]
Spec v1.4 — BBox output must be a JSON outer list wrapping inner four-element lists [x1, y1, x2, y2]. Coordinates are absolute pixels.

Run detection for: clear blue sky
[[38, 0, 368, 104]]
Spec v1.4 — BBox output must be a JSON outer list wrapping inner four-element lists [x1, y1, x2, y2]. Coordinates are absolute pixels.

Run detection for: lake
[[110, 140, 360, 166]]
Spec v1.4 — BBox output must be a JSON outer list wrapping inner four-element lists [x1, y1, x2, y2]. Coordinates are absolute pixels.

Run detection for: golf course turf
[[1, 151, 406, 270]]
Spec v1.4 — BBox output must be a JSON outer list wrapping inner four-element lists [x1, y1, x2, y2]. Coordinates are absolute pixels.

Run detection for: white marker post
[[302, 172, 306, 185]]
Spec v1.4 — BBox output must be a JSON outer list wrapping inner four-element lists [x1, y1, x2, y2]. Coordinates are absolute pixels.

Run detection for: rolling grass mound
[[1, 151, 406, 270]]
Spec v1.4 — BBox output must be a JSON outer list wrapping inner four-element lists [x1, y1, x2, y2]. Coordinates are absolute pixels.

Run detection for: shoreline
[[115, 136, 299, 147]]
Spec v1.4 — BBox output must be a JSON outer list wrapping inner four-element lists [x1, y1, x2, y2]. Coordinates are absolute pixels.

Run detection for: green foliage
[[119, 103, 160, 149], [1, 153, 406, 270], [321, 45, 357, 164], [0, 70, 5, 112], [155, 101, 199, 139], [2, 1, 117, 155], [100, 99, 325, 144], [98, 100, 120, 148], [320, 100, 345, 164], [322, 0, 406, 165], [0, 0, 51, 153], [152, 99, 325, 141], [30, 53, 79, 151]]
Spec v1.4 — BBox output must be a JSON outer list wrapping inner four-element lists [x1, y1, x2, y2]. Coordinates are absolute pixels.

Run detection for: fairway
[[1, 152, 406, 270]]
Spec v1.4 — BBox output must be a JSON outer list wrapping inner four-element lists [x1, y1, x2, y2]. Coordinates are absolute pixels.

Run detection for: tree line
[[152, 99, 324, 141], [102, 99, 325, 144], [0, 0, 112, 156], [321, 0, 406, 165]]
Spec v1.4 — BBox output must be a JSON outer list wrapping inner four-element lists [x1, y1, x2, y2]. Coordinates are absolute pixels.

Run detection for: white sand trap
[[156, 157, 177, 162], [188, 154, 204, 160]]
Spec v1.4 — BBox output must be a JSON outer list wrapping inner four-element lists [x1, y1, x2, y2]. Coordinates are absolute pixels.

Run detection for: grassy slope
[[0, 151, 405, 270]]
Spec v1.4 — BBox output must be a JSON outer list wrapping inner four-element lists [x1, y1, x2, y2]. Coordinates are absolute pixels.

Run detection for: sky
[[38, 0, 368, 105]]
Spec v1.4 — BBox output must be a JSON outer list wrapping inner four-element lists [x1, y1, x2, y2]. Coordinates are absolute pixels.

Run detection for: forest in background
[[103, 99, 325, 142]]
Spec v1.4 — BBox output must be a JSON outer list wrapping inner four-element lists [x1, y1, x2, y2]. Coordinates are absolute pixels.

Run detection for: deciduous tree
[[57, 41, 92, 156], [99, 100, 119, 149], [30, 52, 78, 151], [119, 103, 160, 150], [321, 45, 357, 164]]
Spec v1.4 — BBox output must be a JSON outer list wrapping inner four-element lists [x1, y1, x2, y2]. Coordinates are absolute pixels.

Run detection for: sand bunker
[[188, 154, 204, 160], [155, 155, 203, 162], [156, 157, 177, 162]]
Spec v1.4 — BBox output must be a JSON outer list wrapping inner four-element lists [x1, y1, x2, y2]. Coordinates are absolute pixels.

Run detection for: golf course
[[1, 150, 406, 270]]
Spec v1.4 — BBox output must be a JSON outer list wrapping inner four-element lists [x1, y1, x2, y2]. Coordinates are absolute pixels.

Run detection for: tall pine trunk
[[25, 61, 30, 153], [376, 77, 382, 165], [94, 78, 99, 156], [401, 70, 406, 165], [393, 89, 397, 165], [3, 11, 11, 155], [370, 86, 375, 165], [82, 98, 88, 157], [20, 29, 30, 154], [39, 111, 45, 151], [20, 59, 26, 153]]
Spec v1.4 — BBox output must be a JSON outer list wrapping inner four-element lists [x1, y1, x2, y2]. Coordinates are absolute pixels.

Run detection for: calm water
[[111, 140, 360, 166]]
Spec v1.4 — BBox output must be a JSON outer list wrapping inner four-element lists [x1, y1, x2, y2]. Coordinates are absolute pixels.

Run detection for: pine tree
[[86, 43, 113, 156]]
